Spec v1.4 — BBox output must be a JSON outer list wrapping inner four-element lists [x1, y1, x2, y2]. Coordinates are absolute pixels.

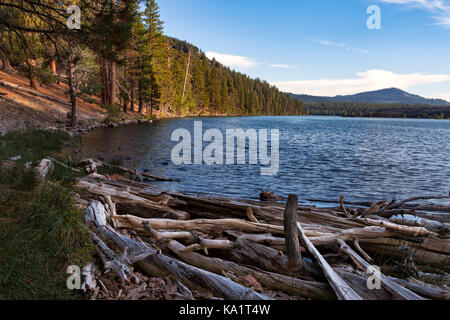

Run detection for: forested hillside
[[305, 101, 450, 119], [291, 88, 450, 106], [0, 0, 305, 126]]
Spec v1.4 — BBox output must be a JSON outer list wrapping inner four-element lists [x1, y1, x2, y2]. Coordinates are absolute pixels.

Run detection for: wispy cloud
[[271, 69, 450, 96], [379, 0, 450, 27], [267, 64, 296, 69], [310, 38, 369, 54], [205, 51, 257, 68], [205, 51, 295, 70]]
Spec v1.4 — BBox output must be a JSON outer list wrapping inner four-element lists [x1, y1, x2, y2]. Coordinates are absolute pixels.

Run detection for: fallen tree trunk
[[76, 180, 190, 220], [387, 277, 449, 300], [218, 237, 323, 281], [337, 239, 424, 300], [165, 240, 336, 300], [297, 222, 362, 300], [0, 78, 71, 106], [114, 215, 285, 235], [85, 200, 270, 300]]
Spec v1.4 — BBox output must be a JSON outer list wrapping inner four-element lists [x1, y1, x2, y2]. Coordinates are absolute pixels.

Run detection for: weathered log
[[35, 159, 53, 180], [354, 217, 433, 237], [359, 238, 450, 266], [47, 156, 81, 173], [246, 207, 259, 223], [114, 215, 285, 235], [297, 222, 362, 300], [387, 277, 449, 300], [284, 194, 302, 270], [334, 268, 395, 300], [337, 239, 424, 300], [91, 158, 178, 182], [339, 195, 351, 218], [362, 201, 385, 218], [219, 237, 323, 281], [392, 195, 450, 209], [390, 217, 450, 238], [76, 180, 190, 220], [310, 226, 394, 247], [165, 240, 335, 300], [85, 201, 270, 300], [0, 78, 71, 106]]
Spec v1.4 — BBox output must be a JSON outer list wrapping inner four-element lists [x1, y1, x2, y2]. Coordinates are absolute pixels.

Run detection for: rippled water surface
[[81, 116, 450, 203]]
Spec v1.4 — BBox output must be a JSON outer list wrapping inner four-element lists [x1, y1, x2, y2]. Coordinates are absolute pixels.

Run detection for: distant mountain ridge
[[290, 88, 450, 106]]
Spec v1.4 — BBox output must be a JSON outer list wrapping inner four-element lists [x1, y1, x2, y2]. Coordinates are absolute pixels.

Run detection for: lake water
[[81, 116, 450, 204]]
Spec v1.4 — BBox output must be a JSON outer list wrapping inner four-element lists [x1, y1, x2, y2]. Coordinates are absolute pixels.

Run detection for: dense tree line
[[305, 101, 450, 119], [0, 0, 305, 127]]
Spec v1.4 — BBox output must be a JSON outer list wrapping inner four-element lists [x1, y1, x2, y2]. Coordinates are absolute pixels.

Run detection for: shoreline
[[1, 128, 449, 300]]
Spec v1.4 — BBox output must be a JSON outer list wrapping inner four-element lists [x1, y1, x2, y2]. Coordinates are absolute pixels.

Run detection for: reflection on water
[[80, 116, 450, 203]]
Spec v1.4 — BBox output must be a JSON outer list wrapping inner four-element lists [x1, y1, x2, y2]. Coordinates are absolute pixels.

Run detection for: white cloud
[[379, 0, 450, 27], [311, 38, 369, 54], [205, 51, 257, 68], [205, 51, 294, 70], [268, 64, 295, 69], [271, 69, 450, 96]]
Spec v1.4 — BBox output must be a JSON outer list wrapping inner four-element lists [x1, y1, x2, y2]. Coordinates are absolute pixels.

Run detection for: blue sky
[[157, 0, 450, 100]]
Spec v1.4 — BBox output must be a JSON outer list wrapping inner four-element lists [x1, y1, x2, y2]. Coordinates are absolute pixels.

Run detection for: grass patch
[[0, 128, 75, 164], [103, 104, 122, 123], [0, 129, 94, 300]]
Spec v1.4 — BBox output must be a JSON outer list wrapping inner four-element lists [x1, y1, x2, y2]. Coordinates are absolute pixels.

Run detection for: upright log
[[284, 194, 302, 270]]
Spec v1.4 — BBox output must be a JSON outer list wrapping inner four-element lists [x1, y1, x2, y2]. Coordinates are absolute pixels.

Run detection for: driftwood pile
[[73, 159, 450, 300]]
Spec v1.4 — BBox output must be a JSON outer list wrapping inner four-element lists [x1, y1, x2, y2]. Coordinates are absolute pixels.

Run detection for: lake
[[80, 116, 450, 204]]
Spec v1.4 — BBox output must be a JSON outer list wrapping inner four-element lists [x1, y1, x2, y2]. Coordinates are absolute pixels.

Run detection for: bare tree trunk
[[101, 58, 116, 106], [182, 48, 191, 101], [123, 54, 127, 113], [150, 90, 153, 115], [130, 79, 135, 112], [100, 58, 107, 106], [50, 60, 57, 75], [68, 56, 77, 128], [2, 56, 12, 71], [110, 59, 116, 106], [138, 81, 143, 113]]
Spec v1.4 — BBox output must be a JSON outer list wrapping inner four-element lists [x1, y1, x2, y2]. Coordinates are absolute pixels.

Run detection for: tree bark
[[101, 58, 116, 106], [50, 60, 57, 75], [138, 81, 143, 113], [130, 78, 135, 112], [284, 194, 302, 270], [68, 56, 77, 128], [2, 56, 12, 71]]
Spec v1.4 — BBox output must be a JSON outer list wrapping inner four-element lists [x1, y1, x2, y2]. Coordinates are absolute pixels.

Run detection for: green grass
[[0, 128, 76, 164], [0, 129, 94, 300]]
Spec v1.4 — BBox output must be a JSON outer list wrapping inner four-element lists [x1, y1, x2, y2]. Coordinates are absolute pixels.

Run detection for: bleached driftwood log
[[84, 201, 270, 300], [337, 239, 424, 300], [164, 240, 335, 300], [297, 222, 363, 300], [77, 180, 190, 220], [35, 159, 54, 180]]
